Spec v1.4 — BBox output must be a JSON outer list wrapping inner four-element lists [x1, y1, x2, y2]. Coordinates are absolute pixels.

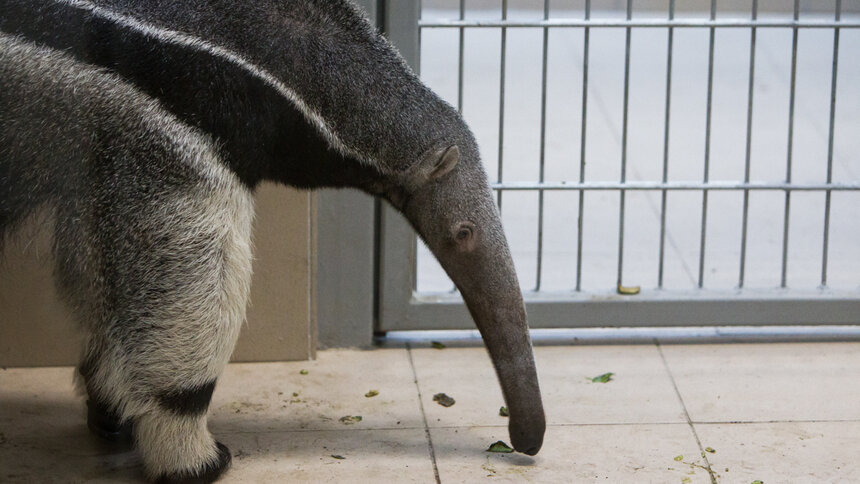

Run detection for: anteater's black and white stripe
[[0, 1, 491, 482], [0, 0, 470, 187]]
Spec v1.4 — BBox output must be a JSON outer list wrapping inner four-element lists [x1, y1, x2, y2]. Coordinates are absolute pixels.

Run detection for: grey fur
[[79, 0, 466, 171], [1, 35, 252, 480], [1, 0, 546, 481]]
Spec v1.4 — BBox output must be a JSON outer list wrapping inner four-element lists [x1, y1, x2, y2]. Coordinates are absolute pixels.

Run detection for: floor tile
[[694, 421, 860, 483], [0, 431, 141, 484], [0, 366, 79, 430], [0, 354, 428, 482], [431, 424, 711, 483], [0, 367, 142, 483], [222, 428, 434, 483], [411, 345, 687, 428], [210, 349, 424, 433], [661, 343, 860, 422], [5, 342, 860, 483]]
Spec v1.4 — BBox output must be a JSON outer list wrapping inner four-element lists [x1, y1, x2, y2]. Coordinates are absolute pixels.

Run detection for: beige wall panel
[[0, 214, 81, 367], [0, 185, 316, 367], [232, 184, 316, 363]]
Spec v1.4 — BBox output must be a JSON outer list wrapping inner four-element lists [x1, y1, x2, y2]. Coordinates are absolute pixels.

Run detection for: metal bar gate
[[377, 0, 860, 332]]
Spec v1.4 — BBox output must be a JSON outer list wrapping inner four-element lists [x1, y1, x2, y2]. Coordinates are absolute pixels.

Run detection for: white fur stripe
[[54, 0, 366, 164]]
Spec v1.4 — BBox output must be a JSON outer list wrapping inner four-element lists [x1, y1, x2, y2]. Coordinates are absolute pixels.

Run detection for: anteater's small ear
[[428, 145, 459, 180]]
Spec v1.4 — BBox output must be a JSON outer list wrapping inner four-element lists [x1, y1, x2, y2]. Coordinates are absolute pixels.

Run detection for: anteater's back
[[0, 33, 223, 250]]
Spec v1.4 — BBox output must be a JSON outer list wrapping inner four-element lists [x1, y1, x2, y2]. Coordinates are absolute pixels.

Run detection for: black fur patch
[[86, 399, 133, 444], [79, 362, 134, 443], [155, 441, 232, 484], [158, 380, 217, 416]]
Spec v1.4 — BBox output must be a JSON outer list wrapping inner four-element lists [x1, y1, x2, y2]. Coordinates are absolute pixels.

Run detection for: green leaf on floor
[[299, 369, 308, 375], [499, 406, 509, 417], [486, 441, 514, 453], [331, 454, 345, 460], [588, 372, 614, 383], [431, 341, 446, 349], [338, 415, 362, 425], [365, 390, 379, 398], [433, 393, 455, 407], [681, 477, 692, 484], [751, 481, 764, 484], [673, 455, 683, 462], [705, 447, 716, 453]]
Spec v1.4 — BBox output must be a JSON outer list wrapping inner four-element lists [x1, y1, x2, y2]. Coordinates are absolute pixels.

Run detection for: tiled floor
[[2, 342, 860, 483]]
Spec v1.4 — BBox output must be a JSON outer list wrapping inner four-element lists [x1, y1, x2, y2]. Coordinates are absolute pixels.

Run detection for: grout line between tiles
[[407, 343, 441, 484], [216, 426, 430, 434], [215, 418, 860, 437], [214, 422, 691, 436], [656, 341, 719, 484], [692, 418, 860, 425], [215, 422, 691, 436]]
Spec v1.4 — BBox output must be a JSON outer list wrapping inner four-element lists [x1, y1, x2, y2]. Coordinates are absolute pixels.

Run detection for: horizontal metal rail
[[490, 181, 860, 191], [416, 287, 860, 303], [399, 288, 860, 330], [382, 326, 860, 346], [419, 19, 860, 29]]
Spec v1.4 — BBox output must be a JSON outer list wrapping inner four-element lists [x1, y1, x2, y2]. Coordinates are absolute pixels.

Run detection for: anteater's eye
[[451, 221, 476, 252]]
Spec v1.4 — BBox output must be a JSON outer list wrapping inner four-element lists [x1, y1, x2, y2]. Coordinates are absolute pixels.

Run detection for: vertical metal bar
[[457, 0, 465, 113], [535, 0, 550, 291], [496, 0, 508, 210], [414, 4, 420, 293], [417, 0, 423, 76], [576, 0, 591, 292], [617, 0, 632, 289], [658, 0, 675, 289], [781, 0, 799, 288], [416, 0, 423, 291], [822, 0, 841, 287], [698, 0, 717, 289], [738, 0, 757, 288]]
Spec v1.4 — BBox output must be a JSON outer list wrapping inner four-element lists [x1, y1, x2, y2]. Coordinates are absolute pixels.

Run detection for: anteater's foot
[[154, 442, 232, 484], [86, 399, 133, 444]]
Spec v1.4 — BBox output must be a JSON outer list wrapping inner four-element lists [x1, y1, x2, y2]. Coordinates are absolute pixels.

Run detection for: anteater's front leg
[[59, 167, 254, 483], [80, 330, 236, 483], [135, 400, 232, 483]]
